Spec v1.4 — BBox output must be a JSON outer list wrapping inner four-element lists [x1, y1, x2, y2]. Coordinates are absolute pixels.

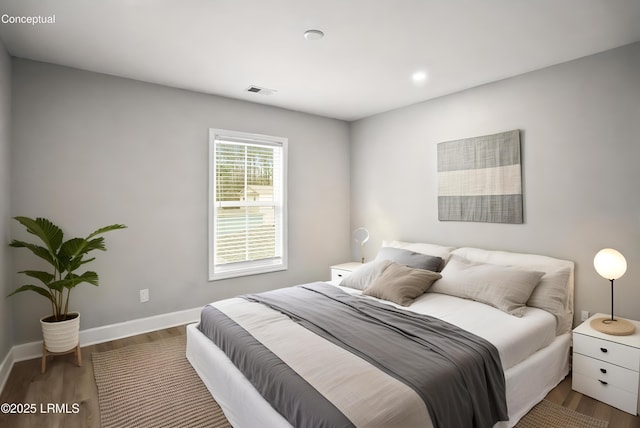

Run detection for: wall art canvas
[[437, 130, 523, 223]]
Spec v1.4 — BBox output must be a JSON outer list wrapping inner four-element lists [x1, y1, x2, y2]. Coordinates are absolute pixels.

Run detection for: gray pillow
[[363, 262, 442, 306], [340, 259, 393, 290], [429, 255, 544, 317], [375, 247, 444, 272]]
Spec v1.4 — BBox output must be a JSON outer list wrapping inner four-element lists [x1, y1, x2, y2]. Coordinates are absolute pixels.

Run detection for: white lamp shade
[[594, 248, 627, 280], [352, 227, 369, 245]]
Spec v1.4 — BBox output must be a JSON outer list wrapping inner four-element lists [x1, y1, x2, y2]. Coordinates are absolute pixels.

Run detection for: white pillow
[[340, 259, 393, 290], [452, 247, 574, 334], [429, 255, 544, 317]]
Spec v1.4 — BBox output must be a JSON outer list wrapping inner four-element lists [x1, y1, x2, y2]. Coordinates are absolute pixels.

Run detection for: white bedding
[[336, 284, 557, 370]]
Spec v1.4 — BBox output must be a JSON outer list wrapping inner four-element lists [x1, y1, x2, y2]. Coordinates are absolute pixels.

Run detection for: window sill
[[209, 262, 287, 281]]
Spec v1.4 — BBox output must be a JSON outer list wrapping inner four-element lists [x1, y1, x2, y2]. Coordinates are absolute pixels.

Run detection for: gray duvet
[[199, 282, 507, 428]]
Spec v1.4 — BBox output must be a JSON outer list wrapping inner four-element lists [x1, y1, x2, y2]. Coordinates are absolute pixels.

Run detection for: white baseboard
[[0, 306, 202, 394]]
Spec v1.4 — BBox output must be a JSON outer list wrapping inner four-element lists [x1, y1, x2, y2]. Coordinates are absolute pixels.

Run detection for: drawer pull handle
[[600, 368, 607, 374], [600, 347, 608, 353], [599, 380, 608, 385]]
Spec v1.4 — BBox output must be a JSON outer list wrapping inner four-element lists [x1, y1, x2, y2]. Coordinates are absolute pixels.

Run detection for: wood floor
[[0, 325, 639, 428], [0, 325, 185, 428]]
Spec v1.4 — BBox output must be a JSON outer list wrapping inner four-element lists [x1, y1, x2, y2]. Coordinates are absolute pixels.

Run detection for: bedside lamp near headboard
[[591, 248, 635, 336], [353, 227, 369, 264]]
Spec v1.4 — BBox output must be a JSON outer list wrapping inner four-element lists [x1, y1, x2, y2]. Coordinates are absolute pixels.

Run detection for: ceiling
[[1, 0, 639, 121]]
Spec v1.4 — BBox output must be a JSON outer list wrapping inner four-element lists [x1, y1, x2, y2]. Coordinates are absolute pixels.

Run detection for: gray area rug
[[516, 399, 608, 428], [93, 335, 231, 428]]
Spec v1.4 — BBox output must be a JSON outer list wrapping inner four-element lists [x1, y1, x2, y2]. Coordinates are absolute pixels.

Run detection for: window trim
[[208, 128, 288, 281]]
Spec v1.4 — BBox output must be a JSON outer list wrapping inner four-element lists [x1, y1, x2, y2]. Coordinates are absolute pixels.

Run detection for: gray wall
[[7, 42, 640, 346], [350, 42, 640, 327], [0, 41, 12, 362], [10, 59, 351, 344]]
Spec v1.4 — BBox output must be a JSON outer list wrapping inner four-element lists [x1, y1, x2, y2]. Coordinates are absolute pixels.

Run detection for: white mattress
[[335, 284, 557, 370], [187, 282, 569, 427]]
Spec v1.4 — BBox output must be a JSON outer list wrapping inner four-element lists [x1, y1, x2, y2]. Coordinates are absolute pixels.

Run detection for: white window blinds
[[209, 129, 287, 280]]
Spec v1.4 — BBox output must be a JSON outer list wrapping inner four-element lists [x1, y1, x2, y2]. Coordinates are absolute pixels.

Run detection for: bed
[[187, 242, 574, 428]]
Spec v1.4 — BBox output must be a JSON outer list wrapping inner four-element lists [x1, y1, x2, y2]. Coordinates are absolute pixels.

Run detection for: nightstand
[[330, 262, 363, 283], [572, 313, 640, 414]]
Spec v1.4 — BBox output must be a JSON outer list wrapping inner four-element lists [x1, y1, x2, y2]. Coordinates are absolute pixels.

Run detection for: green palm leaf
[[13, 216, 63, 254], [87, 224, 127, 240], [46, 279, 69, 292], [84, 237, 106, 252], [9, 240, 57, 267], [58, 237, 87, 270], [19, 270, 55, 285], [67, 271, 99, 288], [7, 284, 55, 303]]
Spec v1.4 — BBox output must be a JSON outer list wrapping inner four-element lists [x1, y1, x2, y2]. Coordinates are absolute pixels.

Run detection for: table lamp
[[591, 248, 635, 335], [352, 227, 369, 264]]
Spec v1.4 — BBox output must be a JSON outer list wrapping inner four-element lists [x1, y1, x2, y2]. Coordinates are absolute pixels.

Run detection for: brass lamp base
[[590, 317, 636, 336]]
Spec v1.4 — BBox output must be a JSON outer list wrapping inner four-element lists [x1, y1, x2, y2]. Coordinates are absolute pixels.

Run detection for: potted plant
[[8, 216, 126, 354]]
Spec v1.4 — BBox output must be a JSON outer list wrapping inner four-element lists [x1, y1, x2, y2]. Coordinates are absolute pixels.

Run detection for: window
[[209, 129, 287, 280]]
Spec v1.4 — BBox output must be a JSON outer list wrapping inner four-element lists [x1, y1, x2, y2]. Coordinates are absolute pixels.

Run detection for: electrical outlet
[[581, 310, 589, 321], [139, 288, 149, 303]]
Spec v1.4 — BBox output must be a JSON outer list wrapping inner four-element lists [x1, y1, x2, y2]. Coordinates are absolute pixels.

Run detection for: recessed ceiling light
[[304, 29, 324, 41], [412, 71, 428, 82]]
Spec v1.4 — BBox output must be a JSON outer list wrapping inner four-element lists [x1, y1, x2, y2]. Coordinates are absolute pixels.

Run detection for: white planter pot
[[40, 312, 80, 353]]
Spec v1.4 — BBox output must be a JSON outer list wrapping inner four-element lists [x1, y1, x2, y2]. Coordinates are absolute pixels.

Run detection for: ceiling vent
[[245, 85, 277, 96]]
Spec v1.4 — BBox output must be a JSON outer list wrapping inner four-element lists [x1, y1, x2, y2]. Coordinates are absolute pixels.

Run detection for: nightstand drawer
[[573, 353, 639, 393], [331, 269, 351, 283], [330, 262, 363, 284], [572, 373, 638, 414], [574, 333, 640, 370]]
